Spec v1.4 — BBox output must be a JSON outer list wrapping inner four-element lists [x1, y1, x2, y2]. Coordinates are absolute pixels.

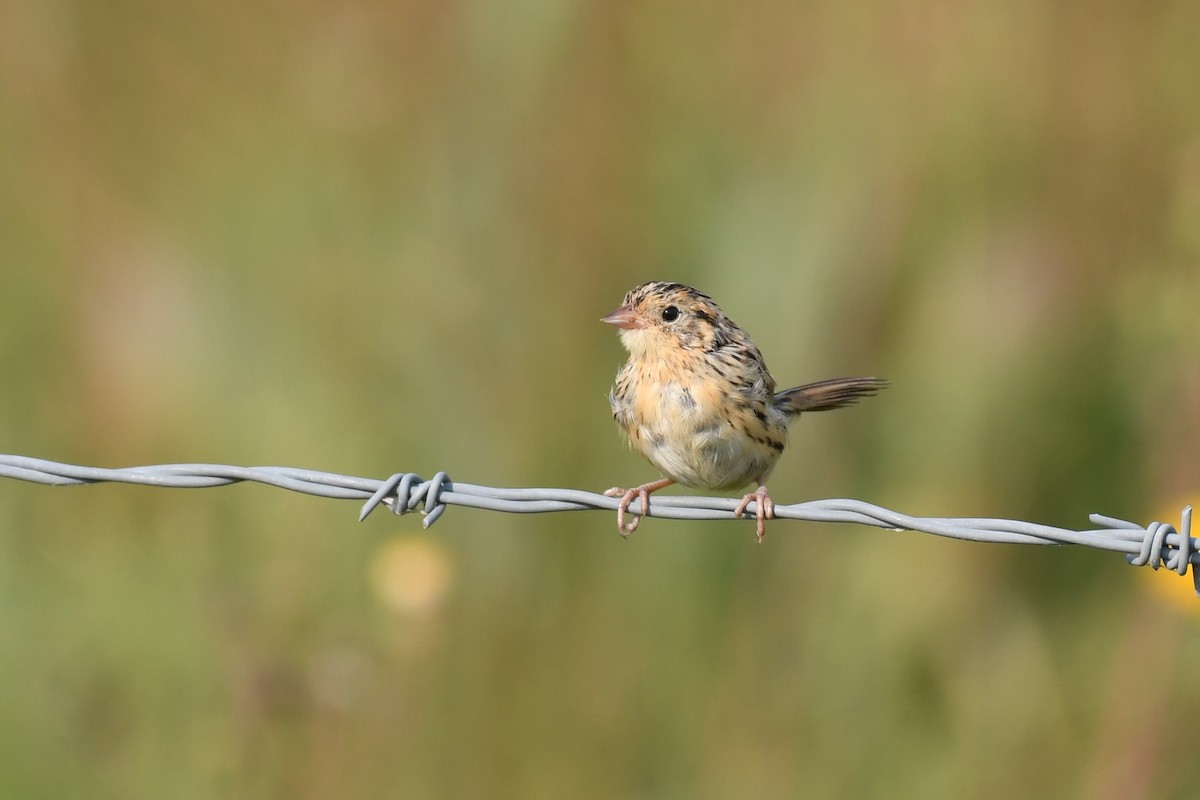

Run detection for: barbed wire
[[1, 454, 1195, 595]]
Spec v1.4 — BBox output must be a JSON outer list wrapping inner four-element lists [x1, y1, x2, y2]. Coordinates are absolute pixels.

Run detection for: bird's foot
[[604, 478, 673, 537], [734, 485, 775, 543]]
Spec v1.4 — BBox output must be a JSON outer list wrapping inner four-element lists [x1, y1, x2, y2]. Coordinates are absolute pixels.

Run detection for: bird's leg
[[603, 478, 674, 537], [734, 484, 775, 543]]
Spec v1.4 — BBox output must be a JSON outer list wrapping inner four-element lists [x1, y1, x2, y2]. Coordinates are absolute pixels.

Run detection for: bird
[[602, 281, 886, 542]]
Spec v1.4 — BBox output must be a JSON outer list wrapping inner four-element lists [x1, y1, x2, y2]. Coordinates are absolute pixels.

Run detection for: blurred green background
[[2, 0, 1200, 797]]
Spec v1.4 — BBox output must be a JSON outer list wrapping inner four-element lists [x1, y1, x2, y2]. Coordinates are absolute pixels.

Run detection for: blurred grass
[[2, 0, 1200, 797]]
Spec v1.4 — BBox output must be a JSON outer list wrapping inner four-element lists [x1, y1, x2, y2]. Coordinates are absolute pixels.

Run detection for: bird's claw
[[734, 487, 775, 543], [605, 486, 648, 536]]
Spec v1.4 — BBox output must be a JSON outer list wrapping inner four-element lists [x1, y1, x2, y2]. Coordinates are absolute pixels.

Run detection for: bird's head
[[602, 281, 734, 358]]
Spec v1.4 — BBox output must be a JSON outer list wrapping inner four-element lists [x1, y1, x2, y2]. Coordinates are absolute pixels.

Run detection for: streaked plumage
[[602, 281, 886, 541]]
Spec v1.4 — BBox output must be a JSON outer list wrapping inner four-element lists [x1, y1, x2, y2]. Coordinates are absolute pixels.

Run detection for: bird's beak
[[601, 304, 645, 330]]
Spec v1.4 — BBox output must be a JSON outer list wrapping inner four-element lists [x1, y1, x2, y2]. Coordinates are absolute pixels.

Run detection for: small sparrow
[[602, 281, 886, 541]]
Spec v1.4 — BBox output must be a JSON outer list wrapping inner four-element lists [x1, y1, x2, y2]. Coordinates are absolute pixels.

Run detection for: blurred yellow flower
[[1139, 501, 1199, 616], [369, 536, 455, 617]]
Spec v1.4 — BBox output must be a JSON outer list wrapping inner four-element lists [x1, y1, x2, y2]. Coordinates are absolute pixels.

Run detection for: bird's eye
[[661, 305, 680, 322]]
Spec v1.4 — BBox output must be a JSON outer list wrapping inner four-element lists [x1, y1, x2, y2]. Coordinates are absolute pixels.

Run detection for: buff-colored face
[[601, 281, 736, 358]]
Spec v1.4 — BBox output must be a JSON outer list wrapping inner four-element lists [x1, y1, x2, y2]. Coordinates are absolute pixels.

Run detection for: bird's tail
[[773, 377, 888, 415]]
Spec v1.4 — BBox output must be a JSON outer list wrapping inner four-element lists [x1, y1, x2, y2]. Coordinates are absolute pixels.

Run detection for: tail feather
[[773, 377, 888, 415]]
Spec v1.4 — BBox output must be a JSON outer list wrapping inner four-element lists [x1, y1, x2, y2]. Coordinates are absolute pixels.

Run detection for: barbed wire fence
[[1, 454, 1195, 596]]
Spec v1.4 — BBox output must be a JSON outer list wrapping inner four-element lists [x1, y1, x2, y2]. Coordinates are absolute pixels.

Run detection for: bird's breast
[[611, 361, 783, 490]]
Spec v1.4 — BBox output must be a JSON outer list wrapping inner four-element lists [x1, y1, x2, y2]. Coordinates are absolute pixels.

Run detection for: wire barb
[[359, 471, 453, 528], [1, 454, 1195, 596], [1118, 506, 1197, 594]]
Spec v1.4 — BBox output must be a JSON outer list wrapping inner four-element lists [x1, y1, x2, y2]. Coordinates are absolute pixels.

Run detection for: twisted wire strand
[[1, 454, 1195, 595]]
